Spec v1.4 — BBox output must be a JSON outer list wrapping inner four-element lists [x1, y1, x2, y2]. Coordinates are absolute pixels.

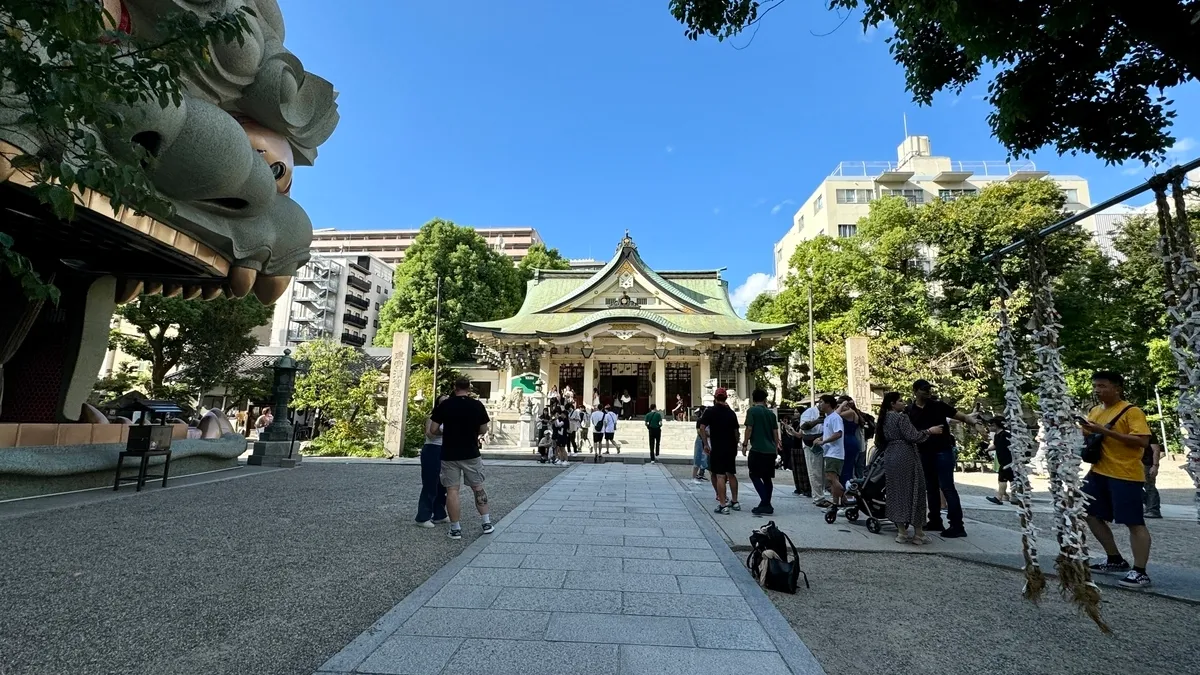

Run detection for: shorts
[[823, 457, 844, 476], [593, 432, 603, 443], [748, 451, 776, 479], [440, 457, 485, 488], [604, 432, 614, 441], [1082, 470, 1144, 526], [708, 448, 736, 476], [693, 437, 709, 470]]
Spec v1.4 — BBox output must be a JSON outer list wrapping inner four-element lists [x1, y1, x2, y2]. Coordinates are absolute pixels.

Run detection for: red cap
[[714, 388, 728, 400]]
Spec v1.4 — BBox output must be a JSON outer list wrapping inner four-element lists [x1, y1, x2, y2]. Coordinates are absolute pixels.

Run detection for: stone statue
[[0, 0, 338, 423]]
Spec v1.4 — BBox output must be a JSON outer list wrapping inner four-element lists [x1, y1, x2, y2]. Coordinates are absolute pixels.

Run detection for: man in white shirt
[[569, 406, 587, 454], [798, 404, 828, 504], [590, 404, 618, 455], [812, 395, 846, 507]]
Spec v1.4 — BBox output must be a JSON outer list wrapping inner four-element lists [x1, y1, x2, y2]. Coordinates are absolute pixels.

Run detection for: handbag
[[1080, 405, 1133, 464]]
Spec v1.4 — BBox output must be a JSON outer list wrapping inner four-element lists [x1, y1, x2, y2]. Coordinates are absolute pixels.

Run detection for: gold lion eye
[[271, 162, 286, 180]]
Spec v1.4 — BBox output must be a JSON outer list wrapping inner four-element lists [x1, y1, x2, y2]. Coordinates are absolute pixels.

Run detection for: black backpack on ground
[[746, 521, 808, 594]]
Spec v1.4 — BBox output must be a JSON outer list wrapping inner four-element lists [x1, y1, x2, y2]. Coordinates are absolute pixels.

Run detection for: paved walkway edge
[[314, 463, 581, 674], [659, 464, 827, 675]]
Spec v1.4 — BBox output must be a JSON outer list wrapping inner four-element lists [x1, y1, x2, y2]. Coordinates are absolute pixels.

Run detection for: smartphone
[[1072, 415, 1088, 425]]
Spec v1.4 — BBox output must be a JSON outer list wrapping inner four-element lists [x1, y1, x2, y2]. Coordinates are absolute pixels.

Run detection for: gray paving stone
[[575, 544, 670, 560], [620, 645, 792, 675], [526, 503, 561, 511], [492, 587, 622, 613], [466, 553, 528, 568], [537, 532, 625, 546], [514, 513, 555, 525], [549, 516, 609, 527], [622, 591, 755, 620], [520, 554, 622, 572], [354, 635, 463, 674], [492, 531, 543, 543], [450, 566, 566, 589], [507, 523, 582, 535], [441, 639, 618, 675], [562, 570, 680, 593], [544, 612, 694, 646], [678, 576, 740, 596], [627, 506, 686, 514], [625, 535, 709, 549], [669, 548, 719, 561], [689, 618, 777, 651], [623, 558, 728, 577], [584, 525, 664, 537], [426, 584, 503, 608], [397, 607, 549, 640], [575, 510, 633, 520], [483, 542, 576, 557], [556, 502, 597, 511], [664, 526, 706, 539]]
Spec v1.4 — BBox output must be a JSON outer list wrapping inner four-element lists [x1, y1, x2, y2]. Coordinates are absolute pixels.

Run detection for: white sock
[[482, 514, 492, 525], [450, 521, 461, 531]]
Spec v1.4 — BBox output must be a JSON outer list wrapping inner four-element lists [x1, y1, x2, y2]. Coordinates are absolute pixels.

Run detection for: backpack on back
[[746, 521, 808, 594]]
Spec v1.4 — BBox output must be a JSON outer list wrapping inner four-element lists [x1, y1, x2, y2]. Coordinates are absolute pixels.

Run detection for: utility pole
[[432, 275, 442, 394], [807, 266, 816, 406]]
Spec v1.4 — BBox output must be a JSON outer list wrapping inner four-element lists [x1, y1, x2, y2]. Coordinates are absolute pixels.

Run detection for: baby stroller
[[823, 446, 889, 534]]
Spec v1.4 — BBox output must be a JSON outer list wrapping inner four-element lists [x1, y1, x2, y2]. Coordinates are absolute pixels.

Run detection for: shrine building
[[464, 232, 793, 414]]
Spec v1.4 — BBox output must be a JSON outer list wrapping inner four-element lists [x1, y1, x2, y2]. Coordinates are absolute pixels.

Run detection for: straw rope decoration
[[994, 270, 1045, 601], [1027, 240, 1109, 632]]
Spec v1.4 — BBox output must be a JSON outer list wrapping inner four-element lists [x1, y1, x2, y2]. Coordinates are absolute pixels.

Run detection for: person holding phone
[[904, 379, 981, 538]]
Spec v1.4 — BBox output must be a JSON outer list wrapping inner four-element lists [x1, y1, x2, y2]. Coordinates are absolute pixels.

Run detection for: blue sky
[[283, 0, 1200, 312]]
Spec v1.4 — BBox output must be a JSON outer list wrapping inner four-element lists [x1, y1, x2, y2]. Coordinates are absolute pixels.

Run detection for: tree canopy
[[291, 339, 385, 457], [375, 219, 522, 362], [112, 295, 272, 399], [516, 242, 572, 286], [668, 0, 1199, 163]]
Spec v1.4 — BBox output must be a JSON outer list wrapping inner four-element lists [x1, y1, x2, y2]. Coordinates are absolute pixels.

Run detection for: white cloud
[[730, 272, 777, 316], [752, 197, 767, 208], [770, 199, 795, 216], [1170, 137, 1196, 154], [1121, 166, 1143, 176], [665, 145, 674, 154]]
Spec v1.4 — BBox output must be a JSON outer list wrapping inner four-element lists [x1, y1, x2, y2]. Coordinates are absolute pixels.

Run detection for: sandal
[[895, 534, 912, 544], [911, 534, 932, 546]]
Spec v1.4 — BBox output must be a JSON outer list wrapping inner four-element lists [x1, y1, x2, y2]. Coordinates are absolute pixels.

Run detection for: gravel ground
[[0, 462, 558, 675], [771, 551, 1200, 675]]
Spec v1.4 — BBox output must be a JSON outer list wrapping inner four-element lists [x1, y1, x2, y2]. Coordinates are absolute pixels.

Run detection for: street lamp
[[806, 266, 815, 405], [580, 343, 594, 359], [654, 344, 668, 359]]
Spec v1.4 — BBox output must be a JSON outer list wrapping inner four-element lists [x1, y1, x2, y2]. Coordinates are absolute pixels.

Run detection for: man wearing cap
[[905, 379, 981, 538], [698, 388, 741, 514]]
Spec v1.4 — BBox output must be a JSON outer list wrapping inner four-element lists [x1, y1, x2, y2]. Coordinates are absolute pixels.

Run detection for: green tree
[[112, 295, 271, 399], [292, 339, 385, 457], [668, 1, 1199, 163], [1, 1, 252, 298], [375, 219, 522, 362], [516, 242, 572, 289]]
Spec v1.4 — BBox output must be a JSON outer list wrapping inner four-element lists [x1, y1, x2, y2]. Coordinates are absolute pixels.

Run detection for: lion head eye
[[271, 162, 286, 180]]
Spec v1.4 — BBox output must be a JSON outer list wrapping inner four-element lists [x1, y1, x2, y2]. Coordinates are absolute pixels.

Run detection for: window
[[937, 188, 977, 201], [835, 189, 874, 204], [837, 223, 858, 238], [813, 194, 824, 214], [796, 215, 804, 231], [882, 188, 924, 204], [1062, 188, 1079, 203]]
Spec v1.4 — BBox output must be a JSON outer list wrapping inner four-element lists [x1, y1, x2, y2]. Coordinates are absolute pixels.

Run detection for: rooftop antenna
[[903, 113, 908, 138]]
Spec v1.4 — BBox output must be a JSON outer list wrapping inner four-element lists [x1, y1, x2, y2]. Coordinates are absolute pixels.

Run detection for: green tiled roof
[[464, 307, 790, 339]]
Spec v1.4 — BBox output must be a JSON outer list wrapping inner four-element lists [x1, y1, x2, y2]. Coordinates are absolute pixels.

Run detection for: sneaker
[[1144, 511, 1163, 519], [1118, 570, 1152, 588], [751, 505, 774, 516], [714, 505, 730, 515], [1089, 559, 1130, 574], [693, 477, 704, 483], [814, 499, 833, 508], [415, 520, 435, 528], [792, 489, 803, 495], [730, 501, 741, 511], [925, 521, 946, 532], [433, 517, 450, 524], [448, 528, 463, 540], [482, 522, 495, 534], [941, 526, 968, 538], [985, 496, 1004, 505]]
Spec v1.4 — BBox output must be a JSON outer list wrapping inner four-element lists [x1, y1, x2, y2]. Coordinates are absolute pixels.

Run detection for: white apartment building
[[265, 253, 395, 349], [310, 226, 543, 265], [773, 135, 1094, 281]]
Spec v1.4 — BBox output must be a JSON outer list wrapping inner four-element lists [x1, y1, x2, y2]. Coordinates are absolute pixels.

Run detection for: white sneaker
[[415, 520, 435, 528]]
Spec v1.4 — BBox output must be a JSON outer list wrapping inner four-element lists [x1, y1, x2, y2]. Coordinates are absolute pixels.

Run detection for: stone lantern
[[248, 349, 303, 467]]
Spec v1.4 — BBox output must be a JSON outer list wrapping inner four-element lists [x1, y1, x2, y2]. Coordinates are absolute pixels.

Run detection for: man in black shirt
[[429, 377, 493, 540], [699, 388, 740, 515], [905, 379, 980, 538]]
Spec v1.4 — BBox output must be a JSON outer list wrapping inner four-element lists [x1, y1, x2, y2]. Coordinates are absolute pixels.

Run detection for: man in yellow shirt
[[1079, 371, 1153, 589]]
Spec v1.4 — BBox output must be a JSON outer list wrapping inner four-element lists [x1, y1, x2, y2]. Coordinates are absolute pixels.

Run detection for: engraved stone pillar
[[383, 332, 413, 458], [846, 336, 871, 407]]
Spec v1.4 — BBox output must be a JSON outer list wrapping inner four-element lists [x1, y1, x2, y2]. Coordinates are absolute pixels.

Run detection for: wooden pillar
[[654, 357, 666, 413]]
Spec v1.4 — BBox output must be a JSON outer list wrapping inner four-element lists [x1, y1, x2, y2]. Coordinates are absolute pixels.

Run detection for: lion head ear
[[235, 116, 294, 196]]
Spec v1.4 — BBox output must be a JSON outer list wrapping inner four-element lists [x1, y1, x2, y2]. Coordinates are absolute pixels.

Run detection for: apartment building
[[309, 226, 543, 265], [773, 135, 1093, 281], [265, 253, 395, 349]]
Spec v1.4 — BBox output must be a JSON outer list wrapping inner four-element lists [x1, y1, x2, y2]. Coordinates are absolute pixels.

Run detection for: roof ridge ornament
[[617, 229, 636, 252]]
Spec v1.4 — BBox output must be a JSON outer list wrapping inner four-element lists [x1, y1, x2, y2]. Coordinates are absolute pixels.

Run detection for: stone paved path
[[315, 463, 825, 675]]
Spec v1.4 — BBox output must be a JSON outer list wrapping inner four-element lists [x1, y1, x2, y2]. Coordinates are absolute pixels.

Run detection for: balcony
[[343, 313, 368, 329], [349, 257, 371, 275], [347, 274, 372, 293], [341, 332, 366, 347], [345, 294, 370, 310]]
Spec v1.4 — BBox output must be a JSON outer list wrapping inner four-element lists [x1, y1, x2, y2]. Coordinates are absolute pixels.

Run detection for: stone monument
[[248, 349, 301, 467], [383, 332, 413, 457], [846, 336, 872, 407]]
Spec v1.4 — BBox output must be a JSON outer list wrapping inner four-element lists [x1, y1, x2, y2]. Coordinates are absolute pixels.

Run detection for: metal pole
[[807, 267, 816, 406], [432, 275, 441, 394], [1155, 386, 1171, 459]]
